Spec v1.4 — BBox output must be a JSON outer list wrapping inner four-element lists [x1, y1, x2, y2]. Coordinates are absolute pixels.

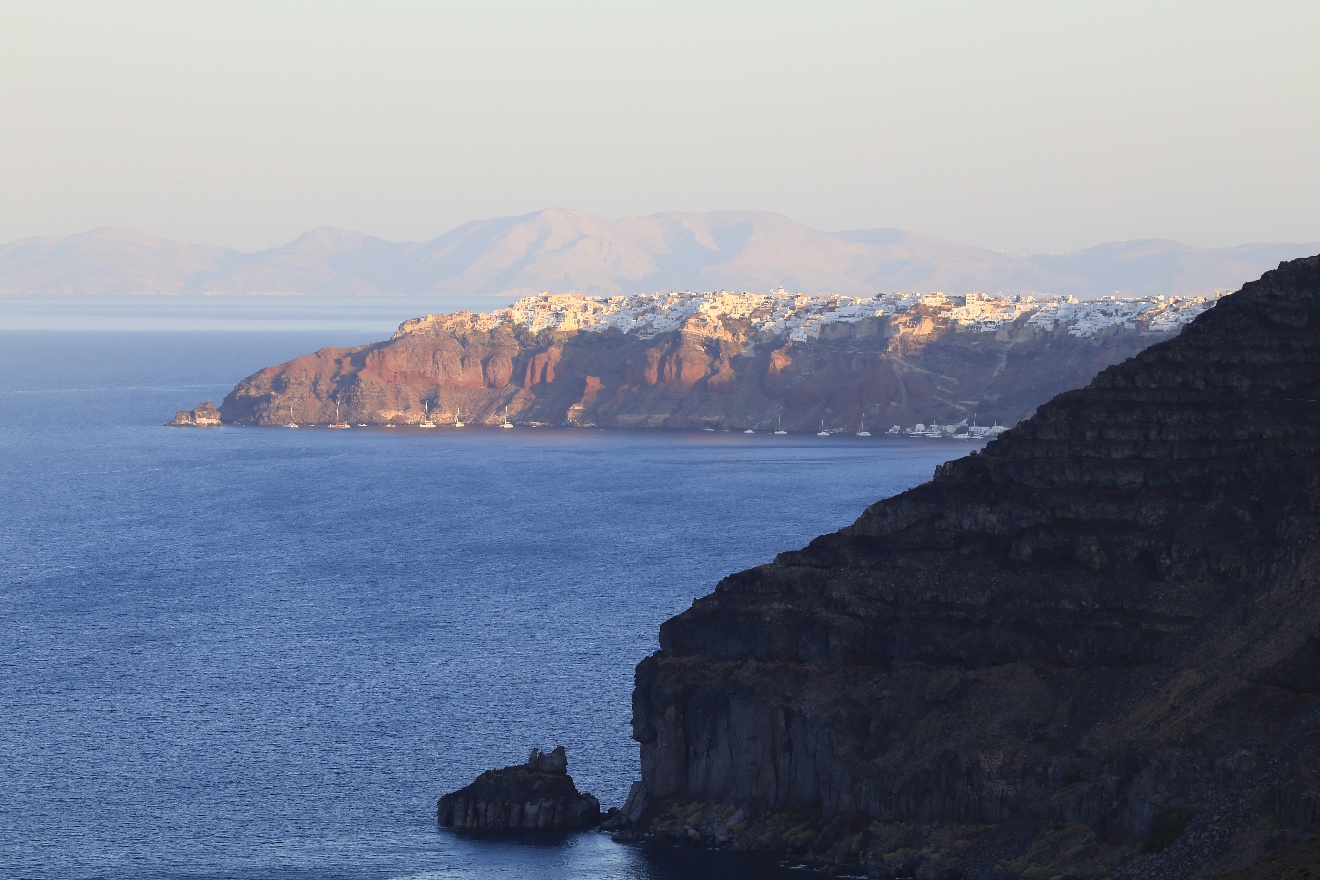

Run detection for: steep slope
[[4, 211, 1315, 297], [215, 291, 1213, 431], [618, 256, 1320, 879]]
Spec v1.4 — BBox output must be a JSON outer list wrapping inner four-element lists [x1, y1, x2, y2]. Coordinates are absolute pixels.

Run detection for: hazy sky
[[3, 0, 1317, 253]]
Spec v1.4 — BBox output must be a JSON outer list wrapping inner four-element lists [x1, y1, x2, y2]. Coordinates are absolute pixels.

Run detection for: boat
[[701, 427, 715, 432], [329, 403, 351, 429], [356, 423, 367, 427], [453, 408, 465, 428], [419, 402, 437, 428], [743, 428, 755, 434], [774, 415, 787, 435], [817, 419, 831, 437], [501, 407, 514, 429], [856, 414, 871, 437], [384, 423, 397, 429], [284, 404, 298, 429]]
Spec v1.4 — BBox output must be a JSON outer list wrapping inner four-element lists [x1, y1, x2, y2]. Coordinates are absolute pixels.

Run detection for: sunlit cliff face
[[219, 289, 1217, 431]]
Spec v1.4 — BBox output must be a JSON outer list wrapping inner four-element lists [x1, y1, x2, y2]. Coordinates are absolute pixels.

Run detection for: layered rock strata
[[213, 291, 1213, 431], [620, 256, 1320, 879], [436, 746, 601, 832]]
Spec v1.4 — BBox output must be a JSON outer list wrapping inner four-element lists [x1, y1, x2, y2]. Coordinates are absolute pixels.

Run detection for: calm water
[[0, 330, 978, 880]]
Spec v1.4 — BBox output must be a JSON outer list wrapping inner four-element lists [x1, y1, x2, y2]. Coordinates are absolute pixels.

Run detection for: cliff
[[618, 256, 1320, 879], [216, 291, 1214, 431]]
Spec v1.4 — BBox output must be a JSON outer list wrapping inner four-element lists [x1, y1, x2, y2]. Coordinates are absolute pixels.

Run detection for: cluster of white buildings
[[886, 420, 1010, 439], [397, 289, 1220, 341]]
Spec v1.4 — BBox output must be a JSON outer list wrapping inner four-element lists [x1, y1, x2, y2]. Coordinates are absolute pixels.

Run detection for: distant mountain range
[[3, 209, 1315, 299]]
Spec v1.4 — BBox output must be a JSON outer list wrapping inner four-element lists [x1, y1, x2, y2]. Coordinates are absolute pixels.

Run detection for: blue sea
[[0, 311, 979, 879]]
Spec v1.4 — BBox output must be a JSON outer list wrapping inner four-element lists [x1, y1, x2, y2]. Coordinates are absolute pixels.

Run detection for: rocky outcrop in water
[[436, 746, 601, 831], [214, 291, 1213, 431], [166, 401, 221, 427], [618, 256, 1320, 879]]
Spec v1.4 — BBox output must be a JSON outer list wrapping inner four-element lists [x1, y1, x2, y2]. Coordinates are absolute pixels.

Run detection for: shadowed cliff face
[[216, 300, 1190, 431], [624, 257, 1320, 879]]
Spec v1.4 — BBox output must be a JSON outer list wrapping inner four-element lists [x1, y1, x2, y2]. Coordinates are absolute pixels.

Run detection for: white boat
[[773, 415, 787, 435], [856, 414, 871, 437], [356, 423, 367, 427], [743, 428, 755, 434], [701, 427, 715, 432], [419, 402, 436, 429], [817, 419, 831, 437], [284, 404, 298, 429], [329, 403, 351, 429], [501, 407, 514, 429], [453, 408, 465, 428]]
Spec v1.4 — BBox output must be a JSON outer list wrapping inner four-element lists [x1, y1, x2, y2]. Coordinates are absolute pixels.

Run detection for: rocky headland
[[166, 401, 221, 427], [613, 256, 1320, 878], [212, 290, 1214, 431], [436, 746, 601, 832]]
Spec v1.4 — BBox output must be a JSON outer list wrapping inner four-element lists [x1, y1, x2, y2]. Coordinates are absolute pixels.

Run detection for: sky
[[2, 0, 1318, 254]]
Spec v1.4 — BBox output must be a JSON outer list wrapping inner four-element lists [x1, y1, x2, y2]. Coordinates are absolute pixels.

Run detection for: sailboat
[[329, 403, 351, 428], [419, 402, 437, 428], [284, 405, 298, 429], [774, 415, 787, 435], [817, 419, 831, 437], [501, 407, 514, 429], [743, 427, 755, 434], [856, 414, 871, 437], [453, 408, 465, 428]]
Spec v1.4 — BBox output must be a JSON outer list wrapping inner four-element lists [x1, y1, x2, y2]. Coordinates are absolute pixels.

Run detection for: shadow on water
[[436, 828, 819, 879], [434, 829, 820, 880], [626, 841, 818, 879]]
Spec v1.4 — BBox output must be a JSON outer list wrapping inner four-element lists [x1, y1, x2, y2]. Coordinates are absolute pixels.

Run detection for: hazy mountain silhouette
[[2, 209, 1313, 298]]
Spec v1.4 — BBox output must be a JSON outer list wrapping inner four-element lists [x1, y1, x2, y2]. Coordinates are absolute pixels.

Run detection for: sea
[[0, 297, 982, 880]]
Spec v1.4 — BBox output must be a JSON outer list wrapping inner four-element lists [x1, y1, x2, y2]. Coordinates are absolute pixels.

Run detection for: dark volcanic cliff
[[215, 292, 1210, 431], [436, 746, 601, 832], [619, 257, 1320, 879]]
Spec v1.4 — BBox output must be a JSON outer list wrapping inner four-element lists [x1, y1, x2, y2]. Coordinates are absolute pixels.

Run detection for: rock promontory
[[212, 290, 1214, 431], [619, 256, 1320, 878], [436, 746, 601, 832], [166, 401, 221, 427]]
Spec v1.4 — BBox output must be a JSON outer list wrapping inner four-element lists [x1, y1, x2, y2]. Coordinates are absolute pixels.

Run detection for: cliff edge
[[213, 291, 1213, 431], [621, 256, 1320, 879]]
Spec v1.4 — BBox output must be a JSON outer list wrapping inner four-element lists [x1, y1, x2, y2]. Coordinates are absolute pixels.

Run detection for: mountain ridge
[[3, 210, 1314, 299]]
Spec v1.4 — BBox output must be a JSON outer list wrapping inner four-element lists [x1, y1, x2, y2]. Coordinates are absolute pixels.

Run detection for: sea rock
[[166, 401, 221, 427], [436, 746, 601, 831], [212, 291, 1213, 430], [620, 255, 1320, 879]]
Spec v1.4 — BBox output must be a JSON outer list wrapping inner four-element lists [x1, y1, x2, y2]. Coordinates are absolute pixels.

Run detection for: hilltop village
[[204, 288, 1217, 433]]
